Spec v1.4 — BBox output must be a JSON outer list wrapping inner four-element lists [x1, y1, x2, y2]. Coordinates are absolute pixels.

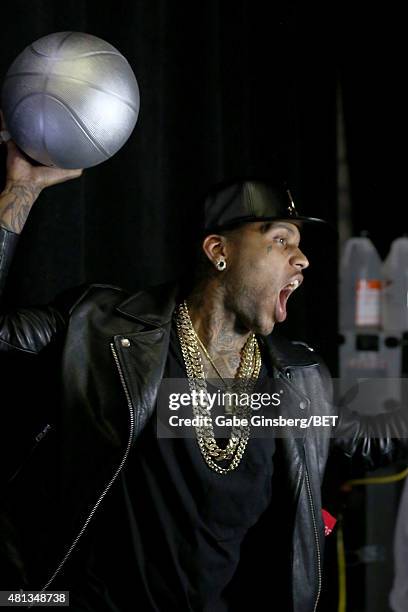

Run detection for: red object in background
[[322, 509, 337, 536]]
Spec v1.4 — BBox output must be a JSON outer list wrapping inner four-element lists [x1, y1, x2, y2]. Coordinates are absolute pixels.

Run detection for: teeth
[[290, 280, 300, 289]]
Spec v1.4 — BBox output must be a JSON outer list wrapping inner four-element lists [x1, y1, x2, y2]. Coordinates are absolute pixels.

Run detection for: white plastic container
[[339, 234, 382, 330], [382, 236, 408, 332]]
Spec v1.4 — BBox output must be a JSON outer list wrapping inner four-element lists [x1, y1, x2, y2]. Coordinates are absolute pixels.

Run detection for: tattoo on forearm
[[0, 183, 40, 233]]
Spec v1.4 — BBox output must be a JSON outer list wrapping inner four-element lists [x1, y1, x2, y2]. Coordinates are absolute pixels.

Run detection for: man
[[1, 127, 407, 612]]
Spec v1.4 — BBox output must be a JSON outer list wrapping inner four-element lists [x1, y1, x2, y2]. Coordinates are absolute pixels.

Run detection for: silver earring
[[216, 258, 226, 271]]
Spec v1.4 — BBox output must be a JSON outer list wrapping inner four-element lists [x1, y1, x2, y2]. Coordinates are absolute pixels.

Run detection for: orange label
[[355, 279, 381, 326], [358, 280, 381, 290]]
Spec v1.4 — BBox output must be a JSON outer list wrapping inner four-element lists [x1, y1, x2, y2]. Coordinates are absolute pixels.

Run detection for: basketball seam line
[[4, 72, 138, 114], [30, 31, 74, 60], [29, 48, 122, 60], [7, 91, 110, 161], [42, 93, 111, 159], [38, 32, 72, 161]]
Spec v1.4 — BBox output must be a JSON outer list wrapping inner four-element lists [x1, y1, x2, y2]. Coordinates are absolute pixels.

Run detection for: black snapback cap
[[203, 180, 327, 233]]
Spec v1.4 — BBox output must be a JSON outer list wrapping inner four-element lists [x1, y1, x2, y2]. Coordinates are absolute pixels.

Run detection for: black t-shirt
[[68, 325, 278, 612]]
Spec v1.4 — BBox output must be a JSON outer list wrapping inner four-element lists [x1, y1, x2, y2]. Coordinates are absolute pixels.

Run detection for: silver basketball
[[1, 32, 140, 168]]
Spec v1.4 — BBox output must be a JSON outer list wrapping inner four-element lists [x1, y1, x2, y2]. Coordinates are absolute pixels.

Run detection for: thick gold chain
[[175, 301, 262, 474]]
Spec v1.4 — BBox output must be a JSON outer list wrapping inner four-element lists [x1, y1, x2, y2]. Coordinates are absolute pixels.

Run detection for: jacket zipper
[[282, 368, 322, 611], [36, 342, 135, 595], [305, 463, 322, 612]]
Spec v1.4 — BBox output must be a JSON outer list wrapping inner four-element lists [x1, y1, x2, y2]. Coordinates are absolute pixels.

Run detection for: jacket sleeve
[[333, 403, 408, 470], [0, 226, 69, 354], [312, 350, 408, 470]]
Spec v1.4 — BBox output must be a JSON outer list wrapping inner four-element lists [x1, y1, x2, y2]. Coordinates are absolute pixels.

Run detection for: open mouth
[[275, 277, 302, 323]]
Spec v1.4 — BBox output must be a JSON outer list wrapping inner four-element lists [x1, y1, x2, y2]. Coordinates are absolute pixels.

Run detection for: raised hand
[[1, 110, 83, 190], [0, 110, 83, 233]]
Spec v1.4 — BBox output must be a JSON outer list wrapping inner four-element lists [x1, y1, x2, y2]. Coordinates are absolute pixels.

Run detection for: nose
[[290, 247, 309, 270]]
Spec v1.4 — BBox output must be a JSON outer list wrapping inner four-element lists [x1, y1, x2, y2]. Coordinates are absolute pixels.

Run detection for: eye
[[274, 235, 288, 246]]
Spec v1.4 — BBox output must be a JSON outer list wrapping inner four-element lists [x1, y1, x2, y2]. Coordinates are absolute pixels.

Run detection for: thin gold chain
[[194, 329, 228, 383]]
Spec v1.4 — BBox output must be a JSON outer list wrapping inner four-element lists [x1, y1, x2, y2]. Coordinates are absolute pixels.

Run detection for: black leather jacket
[[1, 226, 407, 612]]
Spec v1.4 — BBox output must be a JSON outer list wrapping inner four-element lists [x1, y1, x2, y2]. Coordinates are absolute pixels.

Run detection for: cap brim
[[273, 215, 328, 226], [204, 214, 331, 234]]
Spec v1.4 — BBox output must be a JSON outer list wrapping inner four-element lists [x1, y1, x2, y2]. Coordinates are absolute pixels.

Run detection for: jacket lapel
[[258, 332, 317, 506], [112, 282, 179, 438]]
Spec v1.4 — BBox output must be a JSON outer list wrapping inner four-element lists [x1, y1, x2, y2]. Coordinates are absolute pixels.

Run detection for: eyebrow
[[260, 222, 297, 235]]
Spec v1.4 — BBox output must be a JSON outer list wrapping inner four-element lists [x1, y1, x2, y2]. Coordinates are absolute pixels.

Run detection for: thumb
[[0, 111, 12, 146]]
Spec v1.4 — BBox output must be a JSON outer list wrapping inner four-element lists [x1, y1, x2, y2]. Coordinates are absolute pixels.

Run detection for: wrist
[[0, 181, 42, 234]]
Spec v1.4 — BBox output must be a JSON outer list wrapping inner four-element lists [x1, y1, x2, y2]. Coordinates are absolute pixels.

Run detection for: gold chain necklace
[[175, 300, 262, 474], [193, 328, 247, 415], [194, 331, 227, 384]]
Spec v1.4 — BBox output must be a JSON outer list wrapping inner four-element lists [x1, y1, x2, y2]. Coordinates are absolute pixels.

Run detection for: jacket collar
[[115, 281, 318, 369], [260, 332, 318, 370], [115, 281, 179, 327]]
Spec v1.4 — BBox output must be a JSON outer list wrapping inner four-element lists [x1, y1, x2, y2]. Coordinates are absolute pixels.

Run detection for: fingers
[[52, 168, 84, 185], [33, 166, 84, 188], [0, 110, 11, 145], [0, 129, 11, 145]]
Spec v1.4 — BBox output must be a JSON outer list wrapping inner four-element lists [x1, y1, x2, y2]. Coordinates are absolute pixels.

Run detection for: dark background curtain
[[0, 2, 403, 371], [0, 0, 338, 370], [340, 10, 404, 260]]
